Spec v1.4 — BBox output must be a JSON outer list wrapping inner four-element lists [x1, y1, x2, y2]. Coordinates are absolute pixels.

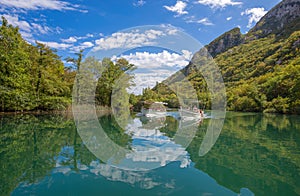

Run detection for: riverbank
[[0, 105, 112, 116]]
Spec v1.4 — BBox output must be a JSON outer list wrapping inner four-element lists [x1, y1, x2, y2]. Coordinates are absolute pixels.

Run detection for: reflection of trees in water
[[158, 116, 179, 138], [98, 115, 132, 149], [0, 114, 173, 195], [187, 112, 300, 196], [1, 112, 299, 195], [0, 114, 105, 195]]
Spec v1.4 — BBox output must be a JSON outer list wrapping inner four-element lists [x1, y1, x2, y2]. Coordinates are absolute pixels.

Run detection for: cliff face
[[204, 0, 300, 58], [249, 0, 300, 38], [157, 0, 300, 114], [205, 27, 243, 58]]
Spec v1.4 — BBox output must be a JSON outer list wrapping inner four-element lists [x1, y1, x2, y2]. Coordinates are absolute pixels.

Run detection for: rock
[[205, 27, 244, 57]]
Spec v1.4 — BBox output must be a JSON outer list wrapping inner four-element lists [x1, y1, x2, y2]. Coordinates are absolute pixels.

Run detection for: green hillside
[[217, 31, 300, 113], [138, 0, 300, 114]]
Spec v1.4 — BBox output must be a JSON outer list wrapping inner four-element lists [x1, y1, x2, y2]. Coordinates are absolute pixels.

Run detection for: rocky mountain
[[205, 27, 244, 57], [152, 0, 300, 114], [205, 0, 300, 58], [249, 0, 300, 38]]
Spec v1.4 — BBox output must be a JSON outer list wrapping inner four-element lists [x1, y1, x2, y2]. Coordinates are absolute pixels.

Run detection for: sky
[[0, 0, 282, 94]]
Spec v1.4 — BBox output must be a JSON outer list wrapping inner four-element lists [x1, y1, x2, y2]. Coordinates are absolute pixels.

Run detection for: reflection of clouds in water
[[125, 118, 191, 168], [52, 116, 189, 188], [53, 156, 174, 190], [53, 166, 71, 175], [89, 161, 163, 190]]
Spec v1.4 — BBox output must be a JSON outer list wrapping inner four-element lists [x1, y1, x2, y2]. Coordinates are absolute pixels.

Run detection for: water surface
[[0, 112, 299, 195]]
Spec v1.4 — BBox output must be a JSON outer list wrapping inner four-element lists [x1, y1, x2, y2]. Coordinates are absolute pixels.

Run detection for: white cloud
[[86, 33, 94, 38], [133, 0, 146, 7], [129, 72, 173, 94], [167, 29, 179, 35], [2, 14, 53, 39], [164, 1, 188, 16], [114, 50, 191, 69], [113, 50, 192, 94], [182, 50, 193, 60], [226, 17, 232, 21], [31, 23, 51, 34], [196, 0, 242, 9], [196, 18, 214, 25], [61, 36, 77, 43], [241, 7, 267, 28], [39, 40, 94, 52], [2, 14, 31, 32], [185, 16, 214, 25], [38, 41, 72, 50], [61, 33, 96, 43], [159, 24, 180, 35], [0, 0, 86, 12], [93, 29, 166, 51], [71, 41, 94, 52], [82, 41, 94, 48]]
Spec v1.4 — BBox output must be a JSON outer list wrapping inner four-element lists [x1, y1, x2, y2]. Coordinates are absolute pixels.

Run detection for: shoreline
[[0, 105, 112, 116], [0, 109, 299, 116]]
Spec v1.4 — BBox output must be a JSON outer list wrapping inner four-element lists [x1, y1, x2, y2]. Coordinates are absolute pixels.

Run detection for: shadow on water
[[0, 112, 299, 195]]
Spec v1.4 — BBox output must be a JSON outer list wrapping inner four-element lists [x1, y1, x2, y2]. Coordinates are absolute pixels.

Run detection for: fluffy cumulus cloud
[[113, 50, 192, 94], [129, 72, 173, 94], [185, 16, 213, 25], [241, 7, 267, 28], [61, 36, 78, 43], [93, 29, 173, 51], [0, 0, 86, 12], [164, 1, 188, 16], [71, 41, 94, 52], [196, 0, 242, 9], [114, 50, 191, 69]]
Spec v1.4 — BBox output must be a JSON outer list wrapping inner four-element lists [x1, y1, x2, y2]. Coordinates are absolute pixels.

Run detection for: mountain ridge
[[147, 0, 300, 114], [204, 0, 300, 58]]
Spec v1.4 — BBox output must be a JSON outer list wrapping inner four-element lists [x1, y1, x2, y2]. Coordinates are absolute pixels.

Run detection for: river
[[0, 112, 299, 195]]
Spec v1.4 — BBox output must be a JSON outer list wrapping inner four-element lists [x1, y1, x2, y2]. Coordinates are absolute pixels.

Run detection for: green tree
[[95, 58, 135, 107]]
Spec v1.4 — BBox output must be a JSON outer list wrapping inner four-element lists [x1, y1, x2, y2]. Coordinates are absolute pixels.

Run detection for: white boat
[[141, 107, 166, 117], [179, 107, 204, 120], [141, 102, 167, 117]]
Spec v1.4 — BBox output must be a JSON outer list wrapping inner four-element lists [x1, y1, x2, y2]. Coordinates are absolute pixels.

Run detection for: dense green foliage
[[96, 58, 135, 107], [1, 10, 299, 114], [137, 29, 300, 114], [0, 17, 72, 111], [0, 17, 135, 112], [220, 31, 300, 114], [134, 0, 300, 114]]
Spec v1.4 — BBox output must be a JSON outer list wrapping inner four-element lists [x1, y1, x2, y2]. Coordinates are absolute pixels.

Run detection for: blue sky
[[0, 0, 282, 94]]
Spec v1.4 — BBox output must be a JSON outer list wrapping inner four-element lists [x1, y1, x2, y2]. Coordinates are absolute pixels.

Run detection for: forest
[[1, 15, 300, 114], [135, 28, 300, 114], [0, 17, 133, 112]]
